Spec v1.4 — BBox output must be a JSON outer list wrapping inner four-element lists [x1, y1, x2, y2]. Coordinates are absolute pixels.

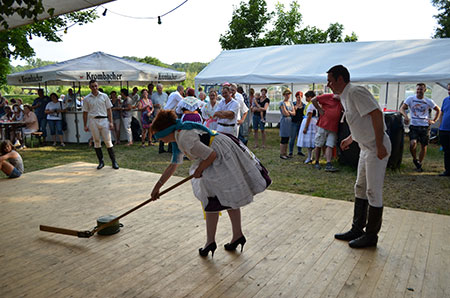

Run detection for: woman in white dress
[[150, 110, 270, 258], [297, 91, 318, 163]]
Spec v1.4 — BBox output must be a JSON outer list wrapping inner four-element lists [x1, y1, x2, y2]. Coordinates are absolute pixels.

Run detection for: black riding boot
[[158, 141, 165, 154], [95, 147, 104, 170], [335, 198, 368, 241], [349, 206, 383, 248], [107, 147, 119, 169]]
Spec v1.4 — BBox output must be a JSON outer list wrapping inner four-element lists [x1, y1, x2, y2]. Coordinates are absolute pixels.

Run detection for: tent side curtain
[[195, 39, 450, 86]]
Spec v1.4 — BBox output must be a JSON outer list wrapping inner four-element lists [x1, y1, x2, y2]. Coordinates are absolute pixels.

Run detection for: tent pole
[[127, 81, 129, 92], [383, 82, 389, 111], [45, 82, 48, 95], [396, 82, 400, 111], [312, 83, 315, 91], [73, 82, 80, 144], [291, 83, 294, 102]]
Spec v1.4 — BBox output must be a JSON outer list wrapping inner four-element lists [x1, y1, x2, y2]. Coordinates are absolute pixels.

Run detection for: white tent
[[196, 39, 450, 87], [7, 51, 186, 86], [0, 0, 115, 31]]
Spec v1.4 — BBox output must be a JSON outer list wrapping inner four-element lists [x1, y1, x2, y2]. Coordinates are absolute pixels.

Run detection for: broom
[[39, 175, 194, 238]]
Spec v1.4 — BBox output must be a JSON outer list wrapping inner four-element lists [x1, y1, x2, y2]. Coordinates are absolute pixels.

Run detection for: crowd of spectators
[[1, 80, 449, 179]]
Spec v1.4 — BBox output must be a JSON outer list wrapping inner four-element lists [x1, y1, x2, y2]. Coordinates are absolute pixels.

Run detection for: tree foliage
[[0, 3, 98, 86], [431, 0, 450, 38], [220, 0, 357, 50], [0, 0, 50, 30], [219, 0, 273, 49]]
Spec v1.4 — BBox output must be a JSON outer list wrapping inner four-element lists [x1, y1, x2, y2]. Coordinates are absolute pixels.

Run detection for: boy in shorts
[[312, 93, 343, 172]]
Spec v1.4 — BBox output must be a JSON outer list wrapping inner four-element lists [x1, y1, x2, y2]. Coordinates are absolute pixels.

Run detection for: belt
[[218, 123, 235, 127], [94, 116, 108, 119]]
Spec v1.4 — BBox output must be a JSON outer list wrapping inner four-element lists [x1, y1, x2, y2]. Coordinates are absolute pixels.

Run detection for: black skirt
[[204, 196, 231, 212]]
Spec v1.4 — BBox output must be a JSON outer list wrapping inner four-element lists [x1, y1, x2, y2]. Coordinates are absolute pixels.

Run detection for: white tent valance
[[7, 51, 186, 86], [196, 39, 450, 87]]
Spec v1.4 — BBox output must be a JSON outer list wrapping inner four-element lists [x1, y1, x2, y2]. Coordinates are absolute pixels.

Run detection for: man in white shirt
[[83, 80, 119, 170], [151, 83, 168, 111], [151, 83, 172, 153], [327, 65, 391, 249], [214, 86, 240, 136], [130, 87, 140, 108], [230, 83, 249, 138], [164, 85, 184, 111], [400, 83, 441, 172]]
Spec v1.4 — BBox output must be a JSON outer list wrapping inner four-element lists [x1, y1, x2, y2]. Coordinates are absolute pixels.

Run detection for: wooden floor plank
[[311, 206, 403, 298], [1, 162, 449, 298]]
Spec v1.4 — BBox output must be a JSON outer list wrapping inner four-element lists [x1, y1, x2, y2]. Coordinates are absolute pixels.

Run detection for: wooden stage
[[1, 162, 449, 298]]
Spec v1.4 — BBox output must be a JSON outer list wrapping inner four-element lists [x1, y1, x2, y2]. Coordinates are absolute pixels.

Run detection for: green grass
[[13, 128, 450, 215]]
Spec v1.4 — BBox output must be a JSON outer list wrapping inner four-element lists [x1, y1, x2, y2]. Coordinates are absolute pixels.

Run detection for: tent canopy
[[0, 0, 115, 31], [195, 39, 450, 87], [7, 51, 186, 86]]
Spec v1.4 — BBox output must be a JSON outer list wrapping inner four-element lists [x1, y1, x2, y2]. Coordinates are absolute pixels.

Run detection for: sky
[[14, 0, 439, 66]]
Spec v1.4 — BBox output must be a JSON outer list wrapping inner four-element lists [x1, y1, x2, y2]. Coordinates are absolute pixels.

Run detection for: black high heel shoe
[[224, 236, 246, 252], [199, 242, 217, 258]]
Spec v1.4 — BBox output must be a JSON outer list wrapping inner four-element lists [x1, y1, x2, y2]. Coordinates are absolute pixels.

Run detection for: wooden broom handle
[[91, 175, 194, 235]]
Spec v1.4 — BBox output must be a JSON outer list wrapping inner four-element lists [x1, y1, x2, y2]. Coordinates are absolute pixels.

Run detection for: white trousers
[[354, 134, 391, 208], [89, 118, 113, 148], [122, 116, 132, 143]]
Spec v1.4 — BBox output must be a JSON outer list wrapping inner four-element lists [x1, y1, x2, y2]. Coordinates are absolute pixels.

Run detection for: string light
[[82, 0, 189, 23]]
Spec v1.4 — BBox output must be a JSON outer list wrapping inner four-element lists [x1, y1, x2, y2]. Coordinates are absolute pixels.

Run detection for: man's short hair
[[416, 83, 426, 88], [89, 79, 97, 86], [133, 87, 138, 91], [305, 90, 316, 98], [237, 86, 244, 93], [327, 65, 350, 83], [177, 85, 184, 92]]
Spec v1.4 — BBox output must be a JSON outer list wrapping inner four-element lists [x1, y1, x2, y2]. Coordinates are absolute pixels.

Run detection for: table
[[0, 121, 26, 141]]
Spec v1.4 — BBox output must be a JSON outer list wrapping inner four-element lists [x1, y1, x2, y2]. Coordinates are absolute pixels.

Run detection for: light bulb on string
[[158, 16, 161, 25], [102, 9, 107, 16]]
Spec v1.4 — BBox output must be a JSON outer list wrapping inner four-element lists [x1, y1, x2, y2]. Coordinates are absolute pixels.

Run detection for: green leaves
[[0, 4, 98, 87], [220, 0, 358, 50], [431, 0, 450, 38]]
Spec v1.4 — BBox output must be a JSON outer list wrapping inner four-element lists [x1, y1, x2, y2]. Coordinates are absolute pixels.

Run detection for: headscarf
[[154, 119, 218, 163]]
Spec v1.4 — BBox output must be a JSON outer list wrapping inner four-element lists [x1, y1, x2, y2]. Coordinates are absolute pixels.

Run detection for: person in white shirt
[[83, 80, 119, 170], [214, 86, 240, 136], [153, 83, 169, 113], [400, 83, 441, 172], [130, 87, 140, 108], [230, 84, 249, 138], [160, 85, 183, 153], [202, 90, 220, 130], [328, 65, 391, 249], [45, 93, 66, 147], [164, 85, 184, 112]]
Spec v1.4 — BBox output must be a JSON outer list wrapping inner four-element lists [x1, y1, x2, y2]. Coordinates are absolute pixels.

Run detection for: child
[[311, 93, 343, 171], [252, 92, 265, 123], [297, 91, 318, 163], [0, 140, 24, 178]]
